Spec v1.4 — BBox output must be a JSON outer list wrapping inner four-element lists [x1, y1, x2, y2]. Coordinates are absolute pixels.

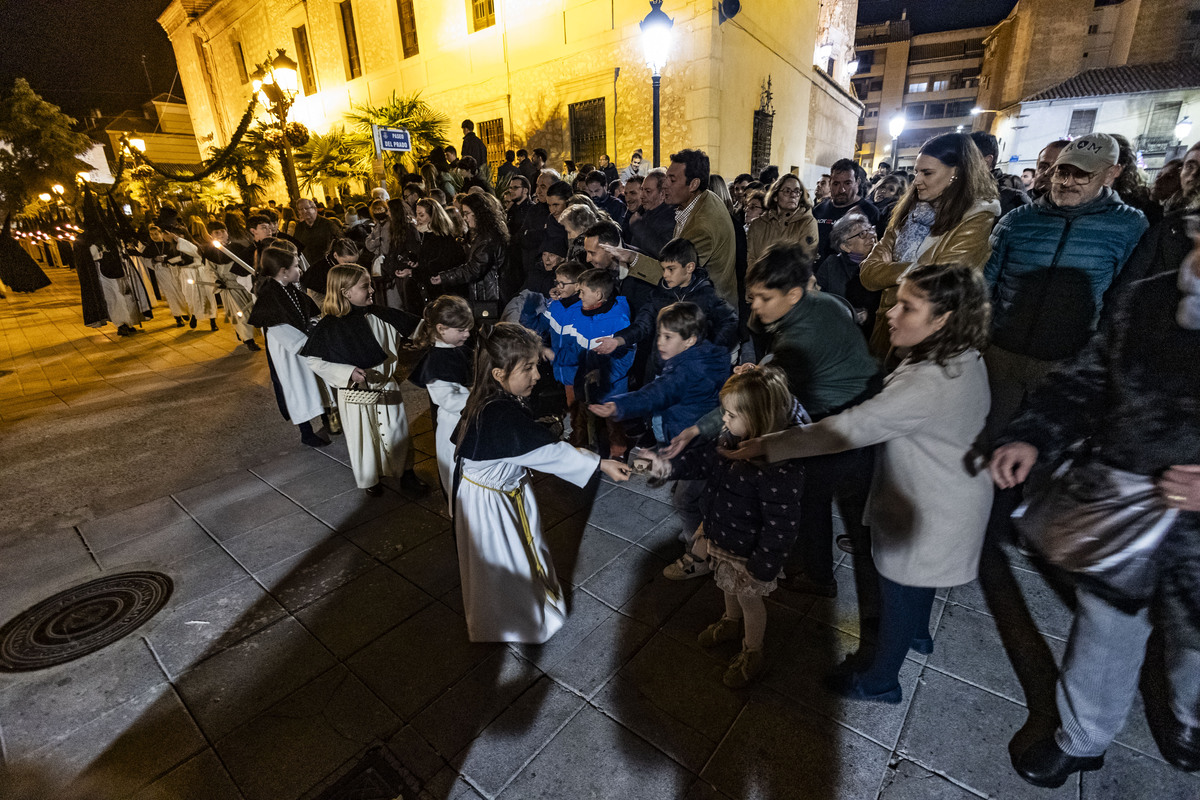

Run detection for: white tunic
[[305, 314, 410, 489], [213, 262, 257, 341], [425, 344, 471, 510], [90, 245, 142, 328], [456, 441, 600, 643], [144, 256, 188, 317], [264, 323, 327, 425], [174, 238, 218, 320]]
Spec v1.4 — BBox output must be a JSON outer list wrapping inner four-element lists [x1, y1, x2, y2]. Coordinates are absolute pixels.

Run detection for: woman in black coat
[[413, 198, 466, 302], [814, 211, 882, 342], [431, 192, 507, 319]]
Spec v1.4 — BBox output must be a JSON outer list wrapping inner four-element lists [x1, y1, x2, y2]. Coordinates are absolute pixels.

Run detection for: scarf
[[894, 201, 936, 263], [1179, 261, 1200, 330], [845, 251, 866, 265]]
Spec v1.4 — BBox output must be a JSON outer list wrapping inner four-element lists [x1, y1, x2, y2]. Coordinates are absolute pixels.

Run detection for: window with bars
[[568, 98, 607, 168], [1068, 108, 1097, 137], [478, 118, 505, 165], [292, 26, 317, 95], [397, 0, 419, 58], [468, 0, 495, 32], [751, 109, 774, 178], [232, 40, 249, 84], [339, 1, 362, 80]]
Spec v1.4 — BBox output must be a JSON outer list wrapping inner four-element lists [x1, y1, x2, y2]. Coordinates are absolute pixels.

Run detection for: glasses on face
[[778, 187, 803, 197], [554, 280, 575, 288], [848, 229, 875, 241], [746, 204, 763, 212], [1052, 165, 1099, 186]]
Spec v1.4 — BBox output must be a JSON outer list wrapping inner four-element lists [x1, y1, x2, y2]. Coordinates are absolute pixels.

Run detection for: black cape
[[0, 237, 51, 293], [452, 395, 559, 461], [248, 279, 318, 332], [408, 344, 473, 389], [300, 304, 420, 368], [72, 236, 109, 327]]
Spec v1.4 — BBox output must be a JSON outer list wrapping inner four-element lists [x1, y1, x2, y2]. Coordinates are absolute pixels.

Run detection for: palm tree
[[343, 92, 451, 182], [207, 127, 278, 207], [293, 129, 365, 199]]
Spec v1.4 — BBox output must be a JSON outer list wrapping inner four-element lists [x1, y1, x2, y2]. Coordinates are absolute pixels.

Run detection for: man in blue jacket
[[983, 132, 1148, 443]]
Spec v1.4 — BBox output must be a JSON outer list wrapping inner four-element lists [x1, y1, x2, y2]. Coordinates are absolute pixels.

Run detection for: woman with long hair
[[746, 173, 820, 269], [382, 197, 422, 312], [414, 198, 466, 298], [430, 192, 509, 319], [726, 263, 993, 703], [860, 132, 999, 359]]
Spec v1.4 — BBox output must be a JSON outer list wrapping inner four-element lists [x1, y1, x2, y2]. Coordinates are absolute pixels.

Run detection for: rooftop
[[1025, 59, 1200, 101]]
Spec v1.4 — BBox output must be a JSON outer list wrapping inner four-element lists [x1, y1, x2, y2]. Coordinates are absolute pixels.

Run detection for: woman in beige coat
[[746, 174, 820, 270], [861, 133, 999, 358], [725, 263, 992, 704]]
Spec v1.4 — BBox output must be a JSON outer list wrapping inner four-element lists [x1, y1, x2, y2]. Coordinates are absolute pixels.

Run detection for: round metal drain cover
[[0, 571, 173, 671]]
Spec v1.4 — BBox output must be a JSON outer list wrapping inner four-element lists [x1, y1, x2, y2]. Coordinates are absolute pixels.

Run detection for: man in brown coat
[[605, 149, 737, 307]]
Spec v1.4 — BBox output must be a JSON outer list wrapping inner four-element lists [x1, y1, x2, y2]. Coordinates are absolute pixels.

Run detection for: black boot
[[298, 421, 330, 448], [1157, 716, 1200, 772], [174, 316, 185, 327], [244, 338, 260, 351], [116, 324, 134, 336], [189, 315, 197, 329], [209, 318, 219, 332], [1014, 737, 1104, 788]]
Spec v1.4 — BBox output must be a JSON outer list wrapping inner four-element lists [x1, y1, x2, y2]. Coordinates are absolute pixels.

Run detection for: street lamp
[[128, 138, 146, 153], [253, 49, 302, 205], [640, 0, 674, 168], [889, 113, 906, 168], [38, 193, 51, 202]]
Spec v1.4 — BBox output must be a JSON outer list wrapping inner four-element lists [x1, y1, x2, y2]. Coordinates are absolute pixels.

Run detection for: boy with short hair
[[560, 267, 635, 456], [589, 302, 730, 444], [596, 236, 739, 362]]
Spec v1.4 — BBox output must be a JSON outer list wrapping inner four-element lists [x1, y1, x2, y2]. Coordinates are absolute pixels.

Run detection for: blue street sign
[[373, 125, 412, 153], [1008, 155, 1020, 162]]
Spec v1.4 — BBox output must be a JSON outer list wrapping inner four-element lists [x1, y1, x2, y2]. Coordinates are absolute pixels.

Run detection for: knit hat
[[1054, 133, 1119, 174], [541, 225, 568, 257]]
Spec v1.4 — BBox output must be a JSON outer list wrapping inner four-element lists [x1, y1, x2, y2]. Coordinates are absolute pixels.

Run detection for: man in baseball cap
[[1049, 132, 1124, 208]]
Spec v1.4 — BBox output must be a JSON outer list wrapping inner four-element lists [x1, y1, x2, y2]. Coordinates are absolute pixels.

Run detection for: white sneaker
[[663, 553, 712, 580]]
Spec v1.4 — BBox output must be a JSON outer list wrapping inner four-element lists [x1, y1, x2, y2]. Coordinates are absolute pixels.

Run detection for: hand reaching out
[[1160, 465, 1200, 512], [600, 243, 636, 266], [988, 442, 1039, 490], [593, 336, 622, 355], [719, 437, 766, 461], [660, 426, 699, 459], [430, 275, 442, 285], [600, 459, 633, 482]]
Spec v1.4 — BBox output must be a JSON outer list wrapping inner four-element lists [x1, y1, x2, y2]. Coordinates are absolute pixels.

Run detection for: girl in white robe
[[171, 236, 219, 331], [138, 226, 188, 326], [247, 241, 330, 448], [302, 265, 426, 495], [452, 323, 632, 644], [408, 295, 475, 510]]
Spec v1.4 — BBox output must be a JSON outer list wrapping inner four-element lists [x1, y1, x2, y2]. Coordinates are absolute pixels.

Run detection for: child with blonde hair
[[646, 366, 806, 687]]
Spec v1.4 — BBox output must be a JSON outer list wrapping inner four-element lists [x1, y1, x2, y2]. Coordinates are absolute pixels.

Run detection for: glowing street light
[[889, 113, 906, 167], [38, 192, 51, 202], [253, 49, 302, 204], [640, 0, 674, 168], [128, 138, 146, 153]]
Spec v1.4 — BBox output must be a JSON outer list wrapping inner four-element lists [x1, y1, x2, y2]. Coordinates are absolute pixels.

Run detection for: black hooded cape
[[300, 304, 420, 368]]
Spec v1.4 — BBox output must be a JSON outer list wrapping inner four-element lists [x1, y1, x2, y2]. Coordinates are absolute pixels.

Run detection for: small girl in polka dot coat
[[648, 366, 806, 687]]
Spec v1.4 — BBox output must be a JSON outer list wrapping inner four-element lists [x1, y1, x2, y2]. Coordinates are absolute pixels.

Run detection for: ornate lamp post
[[640, 1, 674, 168], [889, 113, 907, 169], [252, 49, 303, 205]]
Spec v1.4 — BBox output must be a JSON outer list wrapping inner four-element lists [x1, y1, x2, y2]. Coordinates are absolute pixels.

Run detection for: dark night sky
[[857, 0, 1018, 33], [0, 0, 178, 121]]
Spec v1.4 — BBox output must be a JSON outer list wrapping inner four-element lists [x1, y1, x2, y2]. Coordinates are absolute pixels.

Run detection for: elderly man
[[991, 225, 1200, 788], [813, 158, 880, 260], [605, 149, 737, 306], [630, 168, 675, 259], [983, 132, 1148, 443], [291, 198, 343, 262]]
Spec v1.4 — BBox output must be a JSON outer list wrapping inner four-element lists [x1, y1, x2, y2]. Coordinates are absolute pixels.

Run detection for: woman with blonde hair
[[746, 173, 820, 269], [301, 264, 427, 496], [860, 132, 999, 359]]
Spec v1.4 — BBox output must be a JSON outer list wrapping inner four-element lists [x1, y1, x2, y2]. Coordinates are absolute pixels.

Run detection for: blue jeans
[[858, 574, 935, 693]]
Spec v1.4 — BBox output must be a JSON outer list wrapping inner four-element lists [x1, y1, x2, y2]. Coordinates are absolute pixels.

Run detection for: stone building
[[990, 60, 1200, 174], [976, 0, 1200, 134], [84, 93, 204, 170], [157, 0, 861, 195], [852, 19, 989, 171]]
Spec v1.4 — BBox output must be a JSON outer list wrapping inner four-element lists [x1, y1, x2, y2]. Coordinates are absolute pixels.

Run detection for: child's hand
[[660, 425, 699, 458], [600, 459, 633, 482], [350, 367, 368, 384], [541, 347, 556, 362], [589, 402, 617, 418], [395, 268, 413, 278], [646, 451, 673, 481], [733, 362, 758, 375], [430, 275, 442, 285]]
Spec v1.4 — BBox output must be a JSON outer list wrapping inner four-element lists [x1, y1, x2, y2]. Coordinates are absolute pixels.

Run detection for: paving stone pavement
[[2, 272, 1198, 799]]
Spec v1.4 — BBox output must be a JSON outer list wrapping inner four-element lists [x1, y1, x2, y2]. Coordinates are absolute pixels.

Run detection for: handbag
[[1013, 457, 1179, 599]]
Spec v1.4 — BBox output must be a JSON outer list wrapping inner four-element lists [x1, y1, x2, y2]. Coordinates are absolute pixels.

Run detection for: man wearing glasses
[[982, 132, 1148, 443]]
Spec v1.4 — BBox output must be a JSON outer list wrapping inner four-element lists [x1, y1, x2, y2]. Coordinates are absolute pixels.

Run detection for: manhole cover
[[0, 571, 173, 671]]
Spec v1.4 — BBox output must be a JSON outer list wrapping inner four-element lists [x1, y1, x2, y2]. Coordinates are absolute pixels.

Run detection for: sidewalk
[[1, 272, 1196, 799]]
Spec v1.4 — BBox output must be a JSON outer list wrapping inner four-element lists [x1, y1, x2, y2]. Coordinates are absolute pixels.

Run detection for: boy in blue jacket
[[590, 302, 731, 568], [559, 268, 634, 455]]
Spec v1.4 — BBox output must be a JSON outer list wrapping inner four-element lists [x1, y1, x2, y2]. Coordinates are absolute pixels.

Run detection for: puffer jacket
[[861, 198, 1000, 358], [984, 189, 1146, 361], [606, 339, 731, 441], [437, 232, 506, 316], [669, 404, 808, 582], [746, 206, 819, 269], [612, 267, 739, 350]]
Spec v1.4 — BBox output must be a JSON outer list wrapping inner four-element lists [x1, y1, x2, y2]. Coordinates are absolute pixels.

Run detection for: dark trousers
[[859, 574, 935, 693], [788, 447, 871, 583]]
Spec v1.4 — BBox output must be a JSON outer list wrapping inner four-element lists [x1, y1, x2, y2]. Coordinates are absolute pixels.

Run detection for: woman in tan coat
[[861, 133, 999, 358], [746, 174, 820, 270], [725, 263, 992, 704]]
